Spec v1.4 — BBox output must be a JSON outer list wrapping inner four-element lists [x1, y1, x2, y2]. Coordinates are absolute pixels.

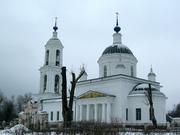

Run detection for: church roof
[[77, 90, 115, 99], [128, 83, 165, 96], [102, 45, 133, 55]]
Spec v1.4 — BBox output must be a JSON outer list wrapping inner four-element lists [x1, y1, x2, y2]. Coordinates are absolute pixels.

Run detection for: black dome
[[102, 45, 133, 55]]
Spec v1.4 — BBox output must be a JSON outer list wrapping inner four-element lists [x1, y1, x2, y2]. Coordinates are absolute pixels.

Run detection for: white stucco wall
[[41, 98, 76, 122], [127, 93, 166, 124], [98, 53, 137, 78], [39, 31, 63, 94], [76, 74, 164, 123]]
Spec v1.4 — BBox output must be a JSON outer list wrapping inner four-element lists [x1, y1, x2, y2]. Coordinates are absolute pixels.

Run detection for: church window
[[116, 64, 125, 69], [104, 65, 107, 77], [57, 111, 59, 121], [131, 66, 134, 77], [54, 75, 59, 93], [126, 108, 128, 121], [43, 75, 47, 92], [45, 50, 49, 65], [51, 111, 53, 121], [136, 108, 141, 120], [56, 50, 60, 66]]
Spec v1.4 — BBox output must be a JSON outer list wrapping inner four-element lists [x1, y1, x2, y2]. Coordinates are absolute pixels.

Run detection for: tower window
[[56, 50, 60, 66], [116, 64, 125, 69], [54, 75, 59, 93], [131, 66, 134, 77], [136, 108, 141, 120], [104, 65, 107, 77], [57, 111, 59, 121], [43, 75, 47, 92], [45, 50, 49, 65], [51, 111, 53, 121]]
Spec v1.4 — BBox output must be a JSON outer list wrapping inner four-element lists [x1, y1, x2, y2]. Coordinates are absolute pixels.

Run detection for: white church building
[[34, 16, 167, 124]]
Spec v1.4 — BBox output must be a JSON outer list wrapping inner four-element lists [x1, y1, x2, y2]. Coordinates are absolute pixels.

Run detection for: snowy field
[[0, 124, 178, 135]]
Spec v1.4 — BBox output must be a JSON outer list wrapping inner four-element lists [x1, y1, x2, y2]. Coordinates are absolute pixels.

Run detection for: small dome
[[129, 84, 165, 97], [102, 45, 133, 55], [133, 84, 158, 91]]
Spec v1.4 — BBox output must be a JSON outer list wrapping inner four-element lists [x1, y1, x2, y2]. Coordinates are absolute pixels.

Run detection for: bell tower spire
[[39, 18, 64, 95], [53, 17, 58, 38]]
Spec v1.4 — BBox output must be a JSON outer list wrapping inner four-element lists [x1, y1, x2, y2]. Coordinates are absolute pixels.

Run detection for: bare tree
[[145, 84, 157, 127], [61, 66, 85, 127], [15, 93, 32, 113], [168, 103, 180, 118]]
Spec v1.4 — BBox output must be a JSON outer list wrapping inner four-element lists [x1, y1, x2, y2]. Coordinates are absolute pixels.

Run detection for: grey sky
[[0, 0, 179, 110]]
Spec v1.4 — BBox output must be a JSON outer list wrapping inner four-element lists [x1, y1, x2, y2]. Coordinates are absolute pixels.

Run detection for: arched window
[[116, 64, 126, 69], [45, 50, 49, 65], [131, 66, 134, 77], [56, 50, 60, 66], [43, 75, 47, 92], [54, 75, 59, 93], [104, 65, 107, 77]]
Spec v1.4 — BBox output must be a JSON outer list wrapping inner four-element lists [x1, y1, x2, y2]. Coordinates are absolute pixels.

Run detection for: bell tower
[[39, 18, 64, 95]]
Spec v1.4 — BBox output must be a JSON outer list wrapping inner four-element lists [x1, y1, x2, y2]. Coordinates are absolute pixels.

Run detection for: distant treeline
[[0, 90, 31, 123]]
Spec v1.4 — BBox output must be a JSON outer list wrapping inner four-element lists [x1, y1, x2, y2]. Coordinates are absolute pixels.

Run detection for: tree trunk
[[148, 84, 157, 128], [61, 66, 85, 127], [61, 67, 68, 126]]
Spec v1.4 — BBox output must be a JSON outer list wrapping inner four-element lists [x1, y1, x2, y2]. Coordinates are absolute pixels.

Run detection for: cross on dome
[[53, 17, 58, 32], [114, 12, 121, 33], [116, 12, 119, 26]]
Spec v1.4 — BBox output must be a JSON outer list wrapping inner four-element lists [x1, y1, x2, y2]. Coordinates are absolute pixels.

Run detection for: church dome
[[102, 45, 133, 55]]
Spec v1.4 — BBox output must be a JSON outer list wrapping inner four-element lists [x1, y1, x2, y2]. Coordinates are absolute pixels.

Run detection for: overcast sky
[[0, 0, 179, 110]]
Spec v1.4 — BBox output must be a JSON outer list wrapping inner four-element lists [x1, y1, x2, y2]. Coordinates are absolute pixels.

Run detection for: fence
[[26, 122, 180, 135]]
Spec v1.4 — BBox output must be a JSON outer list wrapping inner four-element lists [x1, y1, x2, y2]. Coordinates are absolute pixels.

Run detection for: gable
[[78, 90, 115, 99]]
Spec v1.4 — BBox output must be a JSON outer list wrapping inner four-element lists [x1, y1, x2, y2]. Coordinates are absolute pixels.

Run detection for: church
[[34, 16, 167, 125]]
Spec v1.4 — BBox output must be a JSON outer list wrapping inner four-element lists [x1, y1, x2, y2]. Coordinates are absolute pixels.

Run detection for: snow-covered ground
[[0, 125, 178, 135], [0, 124, 29, 135]]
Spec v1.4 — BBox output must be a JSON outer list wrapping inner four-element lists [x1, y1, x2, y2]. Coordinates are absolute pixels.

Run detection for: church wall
[[42, 100, 63, 122], [153, 95, 166, 123], [39, 67, 62, 94], [75, 97, 114, 122], [128, 94, 166, 124], [98, 54, 137, 77], [41, 98, 76, 123], [76, 76, 138, 122], [128, 95, 150, 123], [45, 38, 63, 67]]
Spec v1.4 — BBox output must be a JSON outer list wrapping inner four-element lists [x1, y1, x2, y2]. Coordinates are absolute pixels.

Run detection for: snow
[[0, 124, 29, 135]]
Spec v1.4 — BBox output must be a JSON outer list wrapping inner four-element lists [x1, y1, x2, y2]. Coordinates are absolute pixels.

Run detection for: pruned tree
[[61, 66, 85, 127], [145, 84, 157, 127]]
